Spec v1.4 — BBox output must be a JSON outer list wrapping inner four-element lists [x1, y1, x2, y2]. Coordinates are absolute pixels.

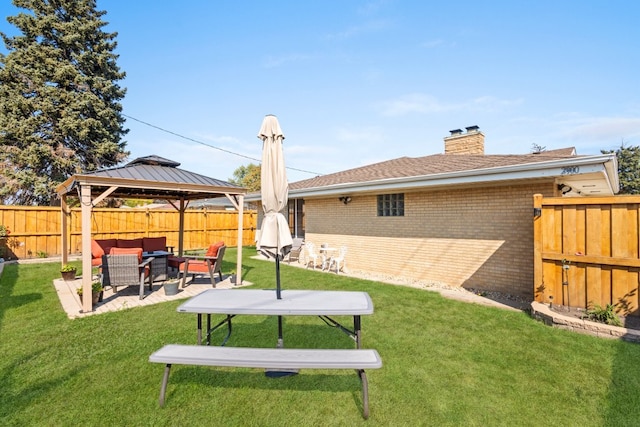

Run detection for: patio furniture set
[[291, 240, 347, 273], [91, 237, 227, 300]]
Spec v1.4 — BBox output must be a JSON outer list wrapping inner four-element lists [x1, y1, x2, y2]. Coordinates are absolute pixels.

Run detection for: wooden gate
[[533, 194, 640, 316]]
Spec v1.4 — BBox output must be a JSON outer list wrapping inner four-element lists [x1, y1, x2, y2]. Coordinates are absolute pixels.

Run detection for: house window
[[377, 193, 404, 216]]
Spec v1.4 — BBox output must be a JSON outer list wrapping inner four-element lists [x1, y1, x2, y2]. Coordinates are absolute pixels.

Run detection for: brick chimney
[[444, 125, 484, 155]]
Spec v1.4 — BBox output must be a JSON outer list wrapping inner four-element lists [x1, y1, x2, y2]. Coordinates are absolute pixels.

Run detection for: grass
[[1, 248, 640, 426]]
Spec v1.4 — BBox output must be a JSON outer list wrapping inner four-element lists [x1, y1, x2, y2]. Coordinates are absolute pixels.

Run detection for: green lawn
[[1, 248, 639, 426]]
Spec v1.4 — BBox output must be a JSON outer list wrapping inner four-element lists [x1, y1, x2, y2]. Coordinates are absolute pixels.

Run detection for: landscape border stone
[[531, 301, 640, 343]]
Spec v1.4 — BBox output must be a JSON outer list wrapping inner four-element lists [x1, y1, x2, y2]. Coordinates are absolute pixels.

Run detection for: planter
[[61, 270, 77, 281], [163, 281, 180, 296]]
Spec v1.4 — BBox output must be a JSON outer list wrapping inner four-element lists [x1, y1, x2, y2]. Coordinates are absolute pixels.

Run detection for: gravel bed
[[345, 268, 530, 309]]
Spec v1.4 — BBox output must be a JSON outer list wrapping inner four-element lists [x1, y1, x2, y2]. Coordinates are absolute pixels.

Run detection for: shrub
[[583, 303, 622, 327]]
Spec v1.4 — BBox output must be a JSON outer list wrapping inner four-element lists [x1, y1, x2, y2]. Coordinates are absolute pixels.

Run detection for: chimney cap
[[449, 129, 463, 135], [465, 125, 480, 133]]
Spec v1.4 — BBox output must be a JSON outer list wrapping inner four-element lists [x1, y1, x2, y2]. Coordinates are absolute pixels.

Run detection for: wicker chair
[[101, 254, 153, 300], [179, 244, 226, 288]]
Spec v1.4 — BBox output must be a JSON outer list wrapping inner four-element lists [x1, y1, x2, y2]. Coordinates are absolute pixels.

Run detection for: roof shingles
[[290, 149, 579, 190]]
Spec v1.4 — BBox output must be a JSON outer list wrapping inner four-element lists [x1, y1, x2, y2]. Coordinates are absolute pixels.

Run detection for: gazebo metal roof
[[57, 155, 244, 200]]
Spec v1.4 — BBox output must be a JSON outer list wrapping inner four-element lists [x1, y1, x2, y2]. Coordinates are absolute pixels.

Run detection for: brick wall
[[304, 181, 556, 298]]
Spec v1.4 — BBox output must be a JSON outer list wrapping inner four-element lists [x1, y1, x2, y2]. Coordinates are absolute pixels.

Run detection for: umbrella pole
[[266, 255, 298, 377], [275, 255, 283, 345], [276, 256, 284, 345], [276, 256, 282, 299], [277, 316, 283, 347]]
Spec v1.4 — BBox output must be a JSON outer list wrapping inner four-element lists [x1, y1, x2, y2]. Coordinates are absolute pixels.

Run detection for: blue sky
[[2, 1, 639, 183]]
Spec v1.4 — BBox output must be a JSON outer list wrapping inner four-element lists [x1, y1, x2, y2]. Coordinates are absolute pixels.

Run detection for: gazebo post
[[236, 195, 244, 285], [178, 198, 185, 256], [60, 195, 69, 266], [80, 184, 93, 312]]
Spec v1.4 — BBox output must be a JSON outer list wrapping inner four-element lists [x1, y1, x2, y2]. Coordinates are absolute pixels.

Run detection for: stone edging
[[531, 301, 640, 343]]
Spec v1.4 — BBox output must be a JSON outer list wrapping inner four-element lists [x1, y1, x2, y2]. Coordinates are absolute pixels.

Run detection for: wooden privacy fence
[[534, 194, 640, 317], [0, 206, 257, 260]]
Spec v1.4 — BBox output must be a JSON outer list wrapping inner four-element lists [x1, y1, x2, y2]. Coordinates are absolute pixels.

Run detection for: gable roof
[[285, 148, 619, 198]]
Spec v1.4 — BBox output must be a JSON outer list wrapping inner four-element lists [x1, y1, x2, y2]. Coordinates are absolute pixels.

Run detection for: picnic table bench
[[149, 344, 383, 419]]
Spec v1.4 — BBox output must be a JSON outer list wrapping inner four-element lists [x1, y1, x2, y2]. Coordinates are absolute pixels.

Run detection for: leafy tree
[[602, 142, 640, 194], [229, 163, 261, 192], [0, 0, 128, 205]]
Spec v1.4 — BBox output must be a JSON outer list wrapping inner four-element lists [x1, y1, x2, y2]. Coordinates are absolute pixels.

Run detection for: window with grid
[[377, 193, 404, 216]]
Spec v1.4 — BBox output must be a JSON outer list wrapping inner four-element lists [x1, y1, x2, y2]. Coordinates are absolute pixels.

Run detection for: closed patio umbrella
[[257, 115, 296, 374], [256, 114, 293, 299]]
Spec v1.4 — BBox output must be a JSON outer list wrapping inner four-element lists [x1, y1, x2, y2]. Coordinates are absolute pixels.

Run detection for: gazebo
[[55, 155, 247, 312]]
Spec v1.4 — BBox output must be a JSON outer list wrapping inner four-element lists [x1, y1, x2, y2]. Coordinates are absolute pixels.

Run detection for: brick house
[[253, 127, 619, 299]]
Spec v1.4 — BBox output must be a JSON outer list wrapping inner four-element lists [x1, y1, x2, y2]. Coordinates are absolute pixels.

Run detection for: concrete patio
[[53, 273, 252, 319]]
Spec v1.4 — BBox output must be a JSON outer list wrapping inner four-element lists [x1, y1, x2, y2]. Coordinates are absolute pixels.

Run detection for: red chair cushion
[[91, 239, 105, 259], [180, 260, 209, 273], [143, 237, 167, 252], [110, 247, 143, 263], [205, 241, 225, 257], [95, 238, 117, 256], [168, 256, 185, 268], [117, 238, 144, 249]]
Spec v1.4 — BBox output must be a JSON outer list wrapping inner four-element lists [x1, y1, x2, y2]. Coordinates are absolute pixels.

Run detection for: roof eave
[[286, 154, 619, 198]]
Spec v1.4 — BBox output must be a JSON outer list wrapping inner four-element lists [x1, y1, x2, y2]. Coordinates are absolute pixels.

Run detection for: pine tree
[[602, 142, 640, 194], [0, 0, 128, 205]]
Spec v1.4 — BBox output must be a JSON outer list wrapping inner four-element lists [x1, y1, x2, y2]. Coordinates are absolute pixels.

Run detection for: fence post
[[533, 194, 544, 303]]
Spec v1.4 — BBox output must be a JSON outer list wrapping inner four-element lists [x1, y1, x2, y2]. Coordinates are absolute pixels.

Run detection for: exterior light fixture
[[558, 184, 572, 195], [339, 196, 352, 205]]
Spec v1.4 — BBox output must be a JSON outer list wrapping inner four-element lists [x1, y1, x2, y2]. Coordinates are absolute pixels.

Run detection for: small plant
[[0, 225, 10, 237], [37, 251, 47, 258], [61, 264, 77, 272], [582, 303, 622, 327], [77, 281, 104, 295]]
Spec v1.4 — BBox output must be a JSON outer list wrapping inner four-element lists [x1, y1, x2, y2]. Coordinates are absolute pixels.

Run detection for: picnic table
[[150, 288, 381, 418], [176, 288, 374, 347]]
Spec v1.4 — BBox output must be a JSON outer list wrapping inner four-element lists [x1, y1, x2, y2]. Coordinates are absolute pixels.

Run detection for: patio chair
[[328, 246, 347, 274], [304, 242, 324, 270], [286, 238, 304, 264], [179, 243, 226, 288], [101, 254, 153, 300]]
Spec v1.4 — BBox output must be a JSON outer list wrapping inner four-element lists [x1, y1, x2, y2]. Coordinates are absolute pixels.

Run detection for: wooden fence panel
[[534, 195, 640, 317], [0, 206, 256, 260]]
